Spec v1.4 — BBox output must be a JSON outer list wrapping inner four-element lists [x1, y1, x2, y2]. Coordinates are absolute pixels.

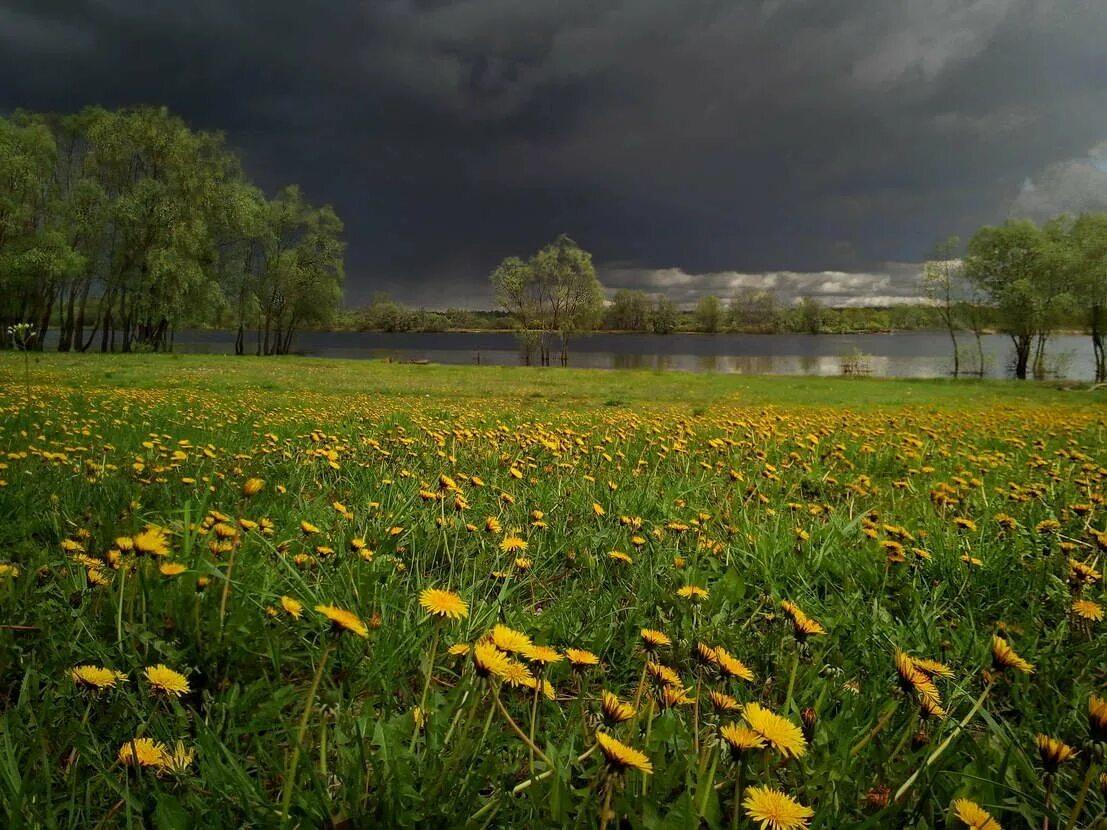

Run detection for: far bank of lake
[[140, 330, 1098, 380]]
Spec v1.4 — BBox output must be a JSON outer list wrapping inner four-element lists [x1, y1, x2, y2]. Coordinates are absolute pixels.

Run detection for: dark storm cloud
[[3, 0, 1106, 306]]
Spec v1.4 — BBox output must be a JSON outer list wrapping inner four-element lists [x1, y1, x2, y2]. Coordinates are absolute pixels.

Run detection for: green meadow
[[0, 353, 1104, 829]]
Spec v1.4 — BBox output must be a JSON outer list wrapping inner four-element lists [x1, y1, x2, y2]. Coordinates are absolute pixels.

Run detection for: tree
[[0, 106, 346, 356], [650, 295, 679, 334], [1067, 213, 1107, 381], [796, 296, 824, 334], [606, 289, 651, 331], [921, 236, 965, 377], [256, 186, 345, 355], [694, 294, 722, 333], [728, 289, 782, 333], [966, 219, 1073, 379], [489, 235, 604, 365], [0, 116, 84, 349]]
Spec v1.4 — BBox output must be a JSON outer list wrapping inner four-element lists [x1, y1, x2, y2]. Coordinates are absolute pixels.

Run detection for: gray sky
[[3, 0, 1107, 307]]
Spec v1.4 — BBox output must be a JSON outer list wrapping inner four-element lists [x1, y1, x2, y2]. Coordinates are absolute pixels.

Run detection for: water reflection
[[135, 330, 1098, 380]]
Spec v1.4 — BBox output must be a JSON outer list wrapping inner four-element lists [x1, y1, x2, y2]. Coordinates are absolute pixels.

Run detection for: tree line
[[0, 107, 344, 354], [927, 214, 1107, 381]]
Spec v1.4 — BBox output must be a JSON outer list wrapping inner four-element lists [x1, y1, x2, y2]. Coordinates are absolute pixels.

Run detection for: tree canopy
[[490, 235, 603, 364], [0, 106, 344, 354]]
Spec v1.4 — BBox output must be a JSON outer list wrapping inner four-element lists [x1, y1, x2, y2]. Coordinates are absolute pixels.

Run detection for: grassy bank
[[0, 354, 1104, 828]]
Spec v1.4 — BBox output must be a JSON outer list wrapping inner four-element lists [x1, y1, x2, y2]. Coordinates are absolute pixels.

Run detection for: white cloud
[[600, 262, 926, 307]]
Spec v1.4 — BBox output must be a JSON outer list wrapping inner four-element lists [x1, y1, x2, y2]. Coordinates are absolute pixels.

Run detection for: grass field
[[0, 353, 1105, 829]]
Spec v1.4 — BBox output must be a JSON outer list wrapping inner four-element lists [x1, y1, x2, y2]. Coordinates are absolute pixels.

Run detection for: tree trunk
[[1091, 303, 1105, 383], [1011, 334, 1031, 380], [1032, 333, 1049, 380], [947, 324, 959, 378], [235, 324, 245, 356]]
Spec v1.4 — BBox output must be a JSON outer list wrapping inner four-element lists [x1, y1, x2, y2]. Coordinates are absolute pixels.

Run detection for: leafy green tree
[[256, 186, 345, 355], [0, 116, 83, 349], [728, 289, 782, 333], [649, 296, 679, 334], [966, 219, 1073, 379], [694, 294, 722, 333], [606, 289, 651, 330], [1067, 213, 1107, 381], [796, 296, 825, 334], [490, 235, 604, 364]]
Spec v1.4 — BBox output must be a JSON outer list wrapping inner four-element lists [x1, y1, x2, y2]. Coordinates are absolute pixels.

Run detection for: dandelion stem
[[511, 744, 598, 795], [887, 708, 919, 766], [1064, 761, 1098, 830], [642, 698, 656, 798], [696, 746, 718, 817], [632, 660, 649, 714], [217, 544, 239, 640], [409, 620, 441, 752], [491, 683, 552, 767], [527, 670, 542, 776], [894, 684, 990, 803], [729, 762, 744, 830], [280, 638, 333, 826], [784, 648, 799, 714], [851, 699, 901, 756], [599, 780, 614, 830]]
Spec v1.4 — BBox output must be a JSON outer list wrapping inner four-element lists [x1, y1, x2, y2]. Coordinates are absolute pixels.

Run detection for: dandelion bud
[[801, 707, 817, 740]]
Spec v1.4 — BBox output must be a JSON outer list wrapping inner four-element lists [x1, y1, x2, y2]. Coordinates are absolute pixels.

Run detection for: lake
[[156, 330, 1098, 380]]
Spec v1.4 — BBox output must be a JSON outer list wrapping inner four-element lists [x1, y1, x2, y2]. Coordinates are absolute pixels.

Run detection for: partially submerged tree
[[921, 236, 965, 377], [1067, 213, 1107, 381], [966, 219, 1074, 379], [490, 235, 603, 364]]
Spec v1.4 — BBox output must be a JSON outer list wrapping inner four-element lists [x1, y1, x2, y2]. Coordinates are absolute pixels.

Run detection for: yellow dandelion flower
[[646, 661, 683, 687], [565, 648, 599, 668], [472, 641, 512, 678], [1072, 599, 1103, 622], [1088, 695, 1107, 741], [715, 647, 755, 682], [640, 628, 672, 650], [522, 644, 563, 665], [499, 659, 536, 688], [419, 588, 469, 621], [242, 477, 265, 497], [600, 690, 636, 724], [709, 690, 741, 711], [742, 702, 807, 758], [315, 604, 369, 638], [991, 635, 1034, 674], [280, 596, 303, 618], [133, 526, 170, 557], [118, 737, 168, 769], [720, 723, 766, 755], [71, 665, 127, 690], [144, 665, 190, 697], [491, 624, 532, 654], [952, 798, 1001, 830], [742, 785, 813, 830], [161, 741, 195, 774], [595, 731, 652, 774], [1035, 734, 1077, 772], [158, 562, 187, 576], [677, 585, 709, 601], [499, 535, 528, 553]]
